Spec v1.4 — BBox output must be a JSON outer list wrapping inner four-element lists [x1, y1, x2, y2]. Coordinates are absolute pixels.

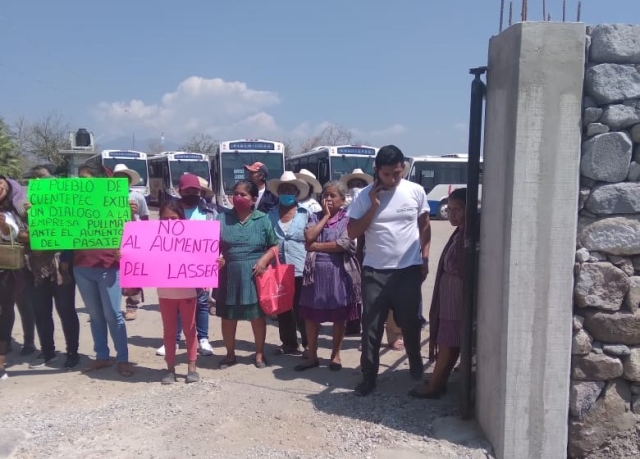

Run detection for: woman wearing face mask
[[266, 172, 310, 357], [215, 180, 278, 369]]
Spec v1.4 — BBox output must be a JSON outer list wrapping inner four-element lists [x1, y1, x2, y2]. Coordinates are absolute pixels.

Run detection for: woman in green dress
[[216, 180, 278, 369]]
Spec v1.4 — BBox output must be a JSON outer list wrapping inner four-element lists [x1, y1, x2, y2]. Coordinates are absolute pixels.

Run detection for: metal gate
[[459, 66, 487, 420]]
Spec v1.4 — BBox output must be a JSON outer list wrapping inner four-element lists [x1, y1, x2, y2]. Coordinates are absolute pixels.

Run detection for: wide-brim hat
[[294, 169, 322, 194], [267, 171, 310, 198], [112, 163, 141, 186], [196, 176, 214, 199], [340, 168, 373, 186]]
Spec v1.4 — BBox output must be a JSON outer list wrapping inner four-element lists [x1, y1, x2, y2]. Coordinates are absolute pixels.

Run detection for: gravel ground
[[0, 221, 494, 459], [584, 426, 640, 459]]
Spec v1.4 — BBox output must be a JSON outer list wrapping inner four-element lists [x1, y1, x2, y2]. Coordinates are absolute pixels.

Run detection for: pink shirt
[[157, 288, 197, 300]]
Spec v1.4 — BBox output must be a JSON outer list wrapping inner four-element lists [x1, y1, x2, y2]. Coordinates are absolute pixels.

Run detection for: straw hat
[[339, 168, 373, 187], [294, 169, 322, 194], [112, 164, 141, 186], [196, 176, 214, 199], [267, 171, 310, 197]]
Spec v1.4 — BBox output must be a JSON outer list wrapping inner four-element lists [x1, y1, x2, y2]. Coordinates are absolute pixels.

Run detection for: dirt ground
[[0, 221, 493, 459]]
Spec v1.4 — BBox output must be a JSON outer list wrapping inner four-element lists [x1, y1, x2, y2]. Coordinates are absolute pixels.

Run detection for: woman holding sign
[[74, 163, 133, 378], [216, 180, 278, 369]]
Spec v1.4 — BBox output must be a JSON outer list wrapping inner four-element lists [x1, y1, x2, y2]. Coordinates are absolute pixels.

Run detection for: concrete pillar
[[476, 23, 585, 459]]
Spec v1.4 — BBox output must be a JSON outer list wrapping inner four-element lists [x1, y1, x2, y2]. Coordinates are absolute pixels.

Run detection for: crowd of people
[[0, 145, 467, 398]]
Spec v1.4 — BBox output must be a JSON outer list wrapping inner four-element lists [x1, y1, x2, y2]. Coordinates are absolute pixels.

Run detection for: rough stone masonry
[[571, 23, 640, 458]]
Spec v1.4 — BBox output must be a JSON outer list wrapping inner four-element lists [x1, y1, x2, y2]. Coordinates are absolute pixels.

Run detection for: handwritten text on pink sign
[[119, 220, 220, 288]]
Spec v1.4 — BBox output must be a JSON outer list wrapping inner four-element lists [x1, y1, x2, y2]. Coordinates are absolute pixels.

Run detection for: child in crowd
[[157, 201, 199, 385]]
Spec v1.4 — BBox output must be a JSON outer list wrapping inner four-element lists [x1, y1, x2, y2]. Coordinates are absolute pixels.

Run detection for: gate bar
[[460, 66, 487, 420]]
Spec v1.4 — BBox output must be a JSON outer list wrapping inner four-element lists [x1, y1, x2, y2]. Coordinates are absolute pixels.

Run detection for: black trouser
[[0, 271, 17, 356], [360, 265, 423, 379], [14, 269, 36, 347], [31, 278, 79, 357], [277, 277, 308, 349]]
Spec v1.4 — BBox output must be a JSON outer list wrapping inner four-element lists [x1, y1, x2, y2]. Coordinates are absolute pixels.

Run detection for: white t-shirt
[[347, 179, 430, 270], [256, 187, 266, 208], [299, 197, 322, 213]]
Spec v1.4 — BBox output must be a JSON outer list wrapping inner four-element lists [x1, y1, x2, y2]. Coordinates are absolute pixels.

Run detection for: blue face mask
[[279, 194, 297, 207]]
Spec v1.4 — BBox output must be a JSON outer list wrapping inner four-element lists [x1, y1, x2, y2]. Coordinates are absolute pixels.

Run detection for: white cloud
[[94, 76, 281, 140], [94, 76, 410, 147]]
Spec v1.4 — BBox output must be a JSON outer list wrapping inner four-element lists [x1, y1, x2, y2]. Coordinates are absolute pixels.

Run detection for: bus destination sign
[[175, 154, 204, 160], [336, 147, 376, 156], [229, 142, 275, 151], [111, 151, 141, 158]]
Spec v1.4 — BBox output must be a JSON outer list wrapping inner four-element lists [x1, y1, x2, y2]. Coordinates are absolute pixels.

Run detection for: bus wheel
[[438, 200, 449, 220]]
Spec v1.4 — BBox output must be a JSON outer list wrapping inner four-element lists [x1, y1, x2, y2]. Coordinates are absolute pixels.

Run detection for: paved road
[[0, 220, 493, 459]]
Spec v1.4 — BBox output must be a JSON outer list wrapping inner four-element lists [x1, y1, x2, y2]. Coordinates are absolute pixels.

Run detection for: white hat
[[196, 176, 214, 200], [267, 171, 310, 198], [340, 168, 373, 186], [112, 164, 141, 185], [294, 169, 322, 194]]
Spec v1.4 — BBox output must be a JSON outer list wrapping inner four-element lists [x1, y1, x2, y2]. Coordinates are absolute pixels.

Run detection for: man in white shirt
[[347, 145, 431, 396]]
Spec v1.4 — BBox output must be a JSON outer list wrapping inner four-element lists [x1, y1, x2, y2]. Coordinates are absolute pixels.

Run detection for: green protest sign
[[27, 178, 131, 250]]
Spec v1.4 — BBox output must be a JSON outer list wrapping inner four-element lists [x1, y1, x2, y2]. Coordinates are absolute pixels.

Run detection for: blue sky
[[0, 1, 637, 155]]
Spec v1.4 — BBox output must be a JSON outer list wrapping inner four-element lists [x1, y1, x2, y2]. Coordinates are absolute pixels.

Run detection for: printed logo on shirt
[[396, 202, 416, 214]]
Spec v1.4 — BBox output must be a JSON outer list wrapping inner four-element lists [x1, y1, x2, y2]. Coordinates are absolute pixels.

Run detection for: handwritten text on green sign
[[28, 178, 130, 250]]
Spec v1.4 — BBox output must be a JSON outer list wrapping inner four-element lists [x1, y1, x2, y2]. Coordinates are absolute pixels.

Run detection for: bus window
[[318, 158, 329, 184]]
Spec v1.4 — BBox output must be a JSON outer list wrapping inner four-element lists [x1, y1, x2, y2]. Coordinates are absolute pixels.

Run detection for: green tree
[[0, 119, 22, 178]]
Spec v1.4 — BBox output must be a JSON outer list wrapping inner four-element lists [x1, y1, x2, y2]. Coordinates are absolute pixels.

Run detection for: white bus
[[101, 150, 150, 199], [286, 145, 379, 185], [213, 139, 285, 208], [148, 151, 211, 205], [405, 154, 483, 219]]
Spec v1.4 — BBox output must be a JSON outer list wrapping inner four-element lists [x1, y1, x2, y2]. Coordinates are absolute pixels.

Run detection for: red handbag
[[256, 248, 295, 315]]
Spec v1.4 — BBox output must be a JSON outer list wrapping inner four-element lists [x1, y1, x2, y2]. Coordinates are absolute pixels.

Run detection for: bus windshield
[[330, 156, 374, 180], [220, 152, 284, 194], [169, 160, 210, 187], [103, 158, 148, 186]]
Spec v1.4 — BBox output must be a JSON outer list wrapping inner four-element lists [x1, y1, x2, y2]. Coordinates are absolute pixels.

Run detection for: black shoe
[[20, 345, 36, 357], [354, 378, 376, 396], [29, 353, 57, 369], [63, 353, 80, 370]]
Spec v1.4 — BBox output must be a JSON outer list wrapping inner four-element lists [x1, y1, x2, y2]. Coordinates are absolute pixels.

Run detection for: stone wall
[[570, 24, 640, 458]]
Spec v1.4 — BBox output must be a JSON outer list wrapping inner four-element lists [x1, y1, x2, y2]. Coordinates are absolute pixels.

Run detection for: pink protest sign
[[119, 220, 220, 288]]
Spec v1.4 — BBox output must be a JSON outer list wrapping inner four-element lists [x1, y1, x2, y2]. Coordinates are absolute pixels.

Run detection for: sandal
[[161, 372, 176, 385], [82, 359, 112, 373], [124, 308, 137, 321], [254, 359, 268, 369], [329, 362, 343, 372], [389, 340, 405, 351], [117, 362, 134, 377], [218, 357, 237, 370]]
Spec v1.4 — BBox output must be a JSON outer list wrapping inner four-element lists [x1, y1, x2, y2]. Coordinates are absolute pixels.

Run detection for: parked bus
[[101, 150, 150, 199], [286, 145, 379, 186], [148, 151, 211, 205], [213, 139, 285, 208], [405, 154, 483, 219]]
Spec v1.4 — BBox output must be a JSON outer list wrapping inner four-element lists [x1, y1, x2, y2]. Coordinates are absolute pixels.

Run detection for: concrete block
[[477, 22, 585, 459]]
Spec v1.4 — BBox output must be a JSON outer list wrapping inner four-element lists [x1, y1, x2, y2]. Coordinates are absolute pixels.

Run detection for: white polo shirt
[[347, 179, 430, 270]]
